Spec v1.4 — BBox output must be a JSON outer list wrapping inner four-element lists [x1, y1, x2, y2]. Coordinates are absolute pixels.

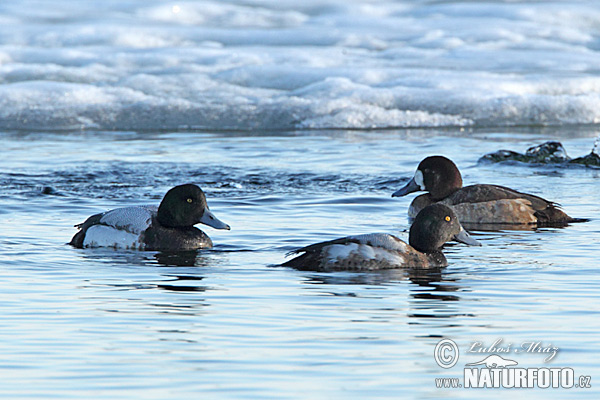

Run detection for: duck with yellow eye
[[70, 184, 230, 250], [282, 204, 481, 271]]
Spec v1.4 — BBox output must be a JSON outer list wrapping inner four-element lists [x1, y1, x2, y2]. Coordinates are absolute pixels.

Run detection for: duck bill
[[199, 208, 231, 230], [453, 228, 481, 246], [392, 177, 421, 197]]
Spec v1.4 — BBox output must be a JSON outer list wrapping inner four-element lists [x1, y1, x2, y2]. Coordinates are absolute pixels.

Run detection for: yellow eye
[[187, 198, 193, 203], [445, 216, 451, 222]]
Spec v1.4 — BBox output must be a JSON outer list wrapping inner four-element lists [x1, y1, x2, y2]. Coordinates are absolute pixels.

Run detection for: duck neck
[[157, 204, 179, 228], [425, 251, 447, 267], [431, 186, 459, 201]]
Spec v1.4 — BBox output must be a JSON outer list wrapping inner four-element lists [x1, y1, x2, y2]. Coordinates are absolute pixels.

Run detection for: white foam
[[139, 2, 307, 28], [2, 1, 600, 130]]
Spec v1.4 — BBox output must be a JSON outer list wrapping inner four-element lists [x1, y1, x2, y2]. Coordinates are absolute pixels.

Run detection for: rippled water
[[3, 0, 600, 397], [1, 127, 599, 398]]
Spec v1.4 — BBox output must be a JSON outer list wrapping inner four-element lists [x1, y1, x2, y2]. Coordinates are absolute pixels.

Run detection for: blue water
[[2, 0, 600, 398], [1, 127, 599, 399]]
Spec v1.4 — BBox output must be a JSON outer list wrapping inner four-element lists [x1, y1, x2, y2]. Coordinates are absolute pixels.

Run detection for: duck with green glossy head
[[70, 184, 230, 251]]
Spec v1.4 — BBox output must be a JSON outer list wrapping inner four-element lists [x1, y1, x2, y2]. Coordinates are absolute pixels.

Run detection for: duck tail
[[280, 252, 314, 270], [567, 217, 591, 224], [535, 207, 589, 226]]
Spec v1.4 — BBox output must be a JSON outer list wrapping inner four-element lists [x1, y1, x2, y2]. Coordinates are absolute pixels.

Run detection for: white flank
[[326, 243, 360, 260], [83, 225, 145, 249], [371, 246, 406, 265], [324, 234, 408, 266], [99, 206, 155, 234]]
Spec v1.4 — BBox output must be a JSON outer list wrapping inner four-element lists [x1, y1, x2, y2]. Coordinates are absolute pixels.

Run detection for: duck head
[[392, 156, 463, 201], [157, 184, 230, 230], [409, 203, 480, 253]]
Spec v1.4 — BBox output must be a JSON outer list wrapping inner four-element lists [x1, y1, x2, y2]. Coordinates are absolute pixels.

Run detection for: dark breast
[[143, 220, 213, 251]]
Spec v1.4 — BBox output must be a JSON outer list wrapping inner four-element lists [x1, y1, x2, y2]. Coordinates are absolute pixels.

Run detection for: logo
[[434, 338, 459, 369], [466, 354, 518, 368], [433, 338, 592, 390]]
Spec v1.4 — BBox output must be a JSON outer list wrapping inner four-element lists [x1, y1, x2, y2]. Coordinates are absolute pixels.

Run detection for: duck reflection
[[297, 264, 468, 324], [77, 248, 225, 295], [300, 269, 407, 286], [297, 263, 459, 288], [405, 266, 462, 303], [156, 275, 210, 293], [78, 248, 217, 268], [154, 250, 204, 267]]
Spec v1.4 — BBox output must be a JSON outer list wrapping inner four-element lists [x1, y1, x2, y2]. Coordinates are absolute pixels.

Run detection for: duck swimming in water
[[70, 184, 230, 251], [392, 155, 585, 227], [282, 204, 481, 271]]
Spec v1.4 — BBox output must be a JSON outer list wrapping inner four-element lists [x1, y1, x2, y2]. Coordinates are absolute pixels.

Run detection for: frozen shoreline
[[3, 1, 600, 131]]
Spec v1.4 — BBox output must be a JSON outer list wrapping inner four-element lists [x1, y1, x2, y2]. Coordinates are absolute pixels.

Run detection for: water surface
[[2, 0, 600, 397], [1, 127, 599, 398]]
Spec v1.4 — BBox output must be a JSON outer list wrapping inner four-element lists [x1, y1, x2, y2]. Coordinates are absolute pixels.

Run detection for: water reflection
[[156, 275, 210, 293], [154, 251, 202, 267], [78, 248, 153, 265], [300, 269, 406, 286], [81, 275, 211, 294], [297, 265, 472, 324], [76, 249, 218, 294], [406, 267, 462, 302], [403, 267, 477, 334], [77, 248, 222, 268]]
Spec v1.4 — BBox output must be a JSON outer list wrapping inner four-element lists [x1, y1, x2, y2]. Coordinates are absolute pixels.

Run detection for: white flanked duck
[[282, 204, 480, 271], [70, 184, 230, 250]]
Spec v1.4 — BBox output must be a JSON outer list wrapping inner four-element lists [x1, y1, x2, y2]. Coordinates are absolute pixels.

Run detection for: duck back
[[409, 184, 576, 225]]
